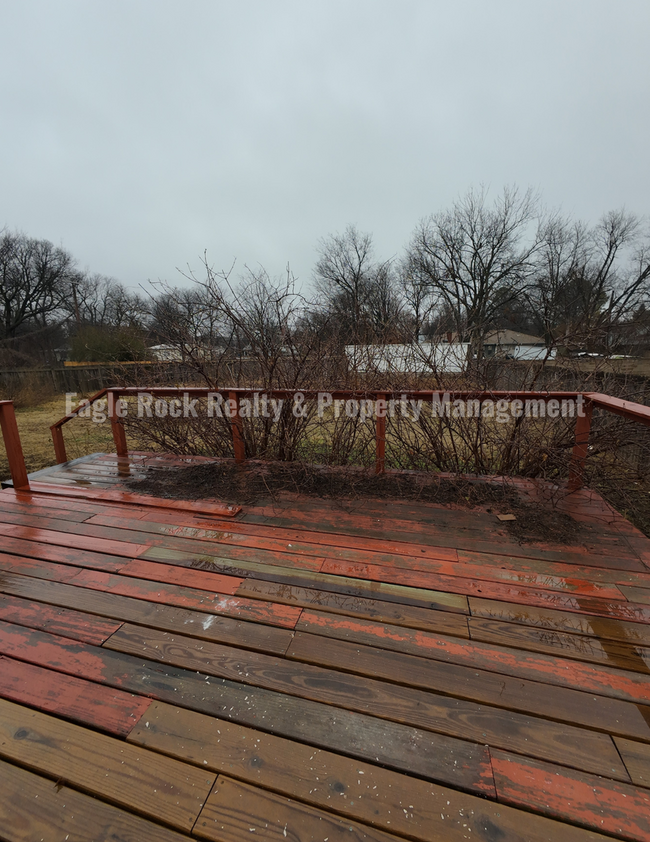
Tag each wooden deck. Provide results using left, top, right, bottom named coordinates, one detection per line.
left=1, top=453, right=650, bottom=841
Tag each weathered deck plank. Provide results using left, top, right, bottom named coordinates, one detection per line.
left=0, top=758, right=195, bottom=842
left=1, top=457, right=649, bottom=842
left=0, top=698, right=214, bottom=831
left=130, top=702, right=613, bottom=842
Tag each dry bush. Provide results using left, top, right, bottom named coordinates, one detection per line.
left=0, top=371, right=58, bottom=409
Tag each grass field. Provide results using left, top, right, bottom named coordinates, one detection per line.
left=0, top=395, right=115, bottom=482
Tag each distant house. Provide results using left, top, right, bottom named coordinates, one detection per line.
left=345, top=342, right=469, bottom=374
left=482, top=330, right=555, bottom=361
left=148, top=344, right=183, bottom=362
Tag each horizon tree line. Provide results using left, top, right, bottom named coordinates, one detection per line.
left=1, top=186, right=649, bottom=371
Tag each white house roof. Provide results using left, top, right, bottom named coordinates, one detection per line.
left=484, top=330, right=545, bottom=346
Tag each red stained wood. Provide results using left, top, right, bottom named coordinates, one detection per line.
left=0, top=655, right=149, bottom=736
left=322, top=559, right=650, bottom=624
left=242, top=503, right=644, bottom=567
left=0, top=533, right=126, bottom=571
left=6, top=486, right=483, bottom=566
left=0, top=621, right=500, bottom=797
left=0, top=521, right=149, bottom=557
left=228, top=390, right=246, bottom=463
left=0, top=509, right=332, bottom=572
left=67, top=568, right=302, bottom=628
left=103, top=626, right=629, bottom=781
left=88, top=512, right=341, bottom=562
left=118, top=558, right=244, bottom=594
left=25, top=480, right=241, bottom=517
left=491, top=749, right=650, bottom=841
left=141, top=546, right=470, bottom=614
left=1, top=460, right=650, bottom=842
left=235, top=577, right=470, bottom=636
left=164, top=511, right=461, bottom=561
left=0, top=499, right=92, bottom=523
left=297, top=610, right=650, bottom=704
left=321, top=557, right=626, bottom=601
left=469, top=597, right=650, bottom=646
left=0, top=619, right=135, bottom=683
left=458, top=548, right=650, bottom=585
left=0, top=593, right=122, bottom=644
left=85, top=512, right=650, bottom=598
left=0, top=400, right=29, bottom=489
left=2, top=489, right=117, bottom=517
left=140, top=541, right=326, bottom=572
left=0, top=553, right=90, bottom=583
left=468, top=617, right=650, bottom=674
left=568, top=398, right=594, bottom=492
left=50, top=422, right=67, bottom=463
left=286, top=630, right=650, bottom=742
left=0, top=574, right=293, bottom=655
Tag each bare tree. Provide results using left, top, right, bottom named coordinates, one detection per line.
left=67, top=273, right=147, bottom=329
left=400, top=254, right=439, bottom=340
left=405, top=187, right=542, bottom=358
left=152, top=257, right=342, bottom=390
left=314, top=225, right=402, bottom=343
left=0, top=230, right=77, bottom=340
left=530, top=210, right=650, bottom=353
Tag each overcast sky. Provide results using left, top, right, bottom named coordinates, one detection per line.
left=1, top=0, right=649, bottom=294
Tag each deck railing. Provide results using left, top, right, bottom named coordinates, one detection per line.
left=49, top=387, right=650, bottom=492
left=0, top=401, right=30, bottom=490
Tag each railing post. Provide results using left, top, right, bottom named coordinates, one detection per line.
left=568, top=397, right=593, bottom=492
left=50, top=424, right=68, bottom=464
left=228, top=391, right=246, bottom=463
left=108, top=391, right=129, bottom=459
left=375, top=393, right=386, bottom=474
left=0, top=401, right=30, bottom=490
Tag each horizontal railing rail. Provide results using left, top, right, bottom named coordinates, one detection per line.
left=49, top=387, right=650, bottom=492
left=50, top=388, right=109, bottom=463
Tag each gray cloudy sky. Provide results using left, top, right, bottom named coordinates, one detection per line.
left=1, top=0, right=649, bottom=293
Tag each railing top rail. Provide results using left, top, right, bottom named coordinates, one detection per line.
left=586, top=392, right=650, bottom=426
left=110, top=386, right=586, bottom=399
left=49, top=386, right=650, bottom=430
left=50, top=388, right=109, bottom=431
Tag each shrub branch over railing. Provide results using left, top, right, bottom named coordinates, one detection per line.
left=50, top=387, right=650, bottom=494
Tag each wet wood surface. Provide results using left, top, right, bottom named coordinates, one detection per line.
left=0, top=459, right=649, bottom=841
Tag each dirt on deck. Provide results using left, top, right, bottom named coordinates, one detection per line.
left=126, top=460, right=582, bottom=546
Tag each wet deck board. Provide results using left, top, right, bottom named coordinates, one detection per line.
left=0, top=655, right=150, bottom=735
left=286, top=631, right=650, bottom=741
left=296, top=610, right=650, bottom=704
left=490, top=750, right=650, bottom=840
left=0, top=697, right=214, bottom=831
left=468, top=616, right=650, bottom=672
left=102, top=623, right=625, bottom=778
left=0, top=461, right=649, bottom=842
left=469, top=596, right=650, bottom=645
left=131, top=702, right=613, bottom=842
left=0, top=573, right=294, bottom=654
left=195, top=775, right=407, bottom=842
left=0, top=592, right=123, bottom=643
left=0, top=758, right=194, bottom=842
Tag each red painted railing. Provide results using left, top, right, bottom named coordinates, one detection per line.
left=0, top=401, right=30, bottom=490
left=49, top=387, right=650, bottom=492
